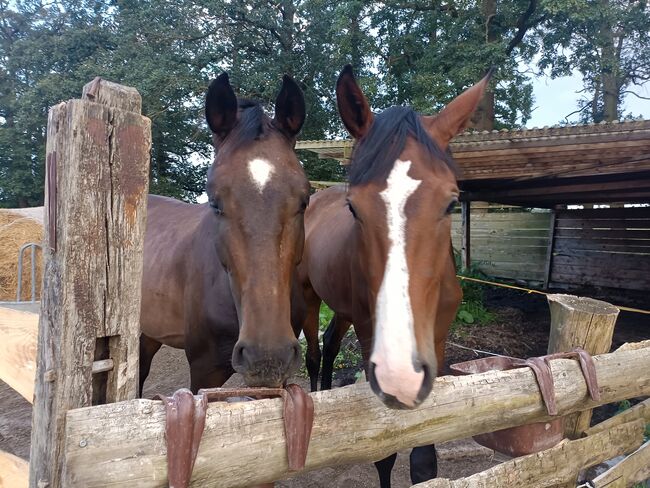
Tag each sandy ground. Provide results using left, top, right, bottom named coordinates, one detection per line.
left=1, top=345, right=503, bottom=487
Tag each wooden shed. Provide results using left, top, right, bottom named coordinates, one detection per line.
left=296, top=119, right=650, bottom=291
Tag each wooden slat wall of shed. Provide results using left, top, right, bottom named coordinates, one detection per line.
left=451, top=205, right=551, bottom=282
left=549, top=207, right=650, bottom=291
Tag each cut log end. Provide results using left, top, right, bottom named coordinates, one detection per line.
left=81, top=78, right=142, bottom=113
left=546, top=293, right=619, bottom=316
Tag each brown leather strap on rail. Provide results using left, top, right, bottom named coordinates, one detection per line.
left=156, top=384, right=314, bottom=488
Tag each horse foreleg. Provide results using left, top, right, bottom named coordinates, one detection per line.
left=188, top=353, right=234, bottom=393
left=139, top=334, right=162, bottom=397
left=321, top=314, right=351, bottom=390
left=409, top=445, right=438, bottom=483
left=374, top=453, right=397, bottom=488
left=301, top=286, right=322, bottom=392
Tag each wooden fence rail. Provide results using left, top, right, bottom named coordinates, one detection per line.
left=62, top=344, right=650, bottom=487
left=414, top=420, right=646, bottom=488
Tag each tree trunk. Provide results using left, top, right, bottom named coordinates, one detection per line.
left=472, top=0, right=497, bottom=131
left=599, top=0, right=619, bottom=121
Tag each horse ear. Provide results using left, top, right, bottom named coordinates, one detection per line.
left=336, top=65, right=373, bottom=139
left=424, top=69, right=493, bottom=148
left=274, top=75, right=306, bottom=138
left=205, top=72, right=238, bottom=137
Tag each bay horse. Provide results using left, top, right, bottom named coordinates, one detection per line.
left=139, top=72, right=310, bottom=393
left=298, top=65, right=490, bottom=486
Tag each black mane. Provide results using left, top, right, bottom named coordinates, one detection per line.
left=227, top=98, right=270, bottom=146
left=348, top=106, right=456, bottom=186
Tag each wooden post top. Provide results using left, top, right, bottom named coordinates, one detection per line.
left=81, top=77, right=142, bottom=113
left=547, top=293, right=619, bottom=316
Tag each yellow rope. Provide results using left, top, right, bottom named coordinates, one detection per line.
left=456, top=275, right=650, bottom=315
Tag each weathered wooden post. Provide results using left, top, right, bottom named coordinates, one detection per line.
left=29, top=78, right=151, bottom=488
left=547, top=294, right=619, bottom=439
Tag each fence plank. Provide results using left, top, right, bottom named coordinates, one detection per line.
left=0, top=307, right=38, bottom=403
left=63, top=345, right=650, bottom=487
left=413, top=420, right=645, bottom=488
left=29, top=80, right=150, bottom=488
left=590, top=440, right=650, bottom=488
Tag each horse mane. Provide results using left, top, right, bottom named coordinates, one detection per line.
left=227, top=98, right=272, bottom=146
left=347, top=106, right=457, bottom=186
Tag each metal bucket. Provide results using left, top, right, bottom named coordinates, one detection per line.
left=450, top=356, right=564, bottom=457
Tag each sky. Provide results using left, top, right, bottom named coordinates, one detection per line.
left=526, top=70, right=650, bottom=127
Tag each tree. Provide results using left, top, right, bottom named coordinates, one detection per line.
left=538, top=0, right=650, bottom=122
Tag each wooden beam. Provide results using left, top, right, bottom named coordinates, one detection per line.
left=590, top=440, right=650, bottom=488
left=63, top=345, right=650, bottom=487
left=0, top=307, right=38, bottom=403
left=29, top=79, right=151, bottom=488
left=546, top=294, right=620, bottom=439
left=412, top=420, right=645, bottom=488
left=461, top=200, right=471, bottom=271
left=543, top=209, right=557, bottom=290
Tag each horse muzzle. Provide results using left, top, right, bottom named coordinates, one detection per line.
left=368, top=360, right=434, bottom=409
left=232, top=340, right=301, bottom=387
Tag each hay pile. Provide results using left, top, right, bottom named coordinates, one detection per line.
left=0, top=208, right=44, bottom=301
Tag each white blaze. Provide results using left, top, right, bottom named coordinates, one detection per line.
left=248, top=158, right=275, bottom=192
left=370, top=159, right=423, bottom=407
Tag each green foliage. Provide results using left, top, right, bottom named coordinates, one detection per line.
left=318, top=302, right=334, bottom=330
left=3, top=0, right=649, bottom=204
left=536, top=0, right=650, bottom=122
left=453, top=253, right=496, bottom=327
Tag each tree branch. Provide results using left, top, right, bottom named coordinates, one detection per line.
left=505, top=0, right=543, bottom=56
left=622, top=90, right=650, bottom=101
left=564, top=100, right=593, bottom=122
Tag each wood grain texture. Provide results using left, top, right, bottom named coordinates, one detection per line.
left=583, top=398, right=650, bottom=437
left=547, top=294, right=619, bottom=439
left=412, top=420, right=645, bottom=488
left=0, top=307, right=38, bottom=403
left=29, top=80, right=151, bottom=488
left=63, top=345, right=650, bottom=487
left=591, top=440, right=650, bottom=488
left=0, top=449, right=29, bottom=488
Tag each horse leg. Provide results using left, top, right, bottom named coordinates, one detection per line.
left=409, top=445, right=438, bottom=483
left=321, top=314, right=351, bottom=390
left=374, top=454, right=397, bottom=488
left=188, top=358, right=234, bottom=393
left=139, top=334, right=162, bottom=397
left=301, top=285, right=322, bottom=392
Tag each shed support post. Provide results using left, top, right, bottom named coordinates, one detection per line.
left=29, top=79, right=151, bottom=488
left=543, top=209, right=557, bottom=290
left=547, top=294, right=619, bottom=440
left=461, top=200, right=471, bottom=271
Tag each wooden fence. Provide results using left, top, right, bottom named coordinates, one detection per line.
left=1, top=80, right=649, bottom=488
left=451, top=205, right=650, bottom=290
left=451, top=206, right=551, bottom=282
left=550, top=207, right=650, bottom=291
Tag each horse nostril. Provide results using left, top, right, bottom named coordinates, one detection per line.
left=291, top=342, right=301, bottom=363
left=232, top=342, right=246, bottom=369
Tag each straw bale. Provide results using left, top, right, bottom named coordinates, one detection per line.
left=0, top=209, right=44, bottom=301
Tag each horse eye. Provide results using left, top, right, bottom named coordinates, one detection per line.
left=346, top=200, right=358, bottom=219
left=446, top=198, right=458, bottom=215
left=209, top=198, right=223, bottom=216
left=298, top=196, right=309, bottom=214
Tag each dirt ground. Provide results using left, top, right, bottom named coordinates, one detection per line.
left=1, top=286, right=648, bottom=486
